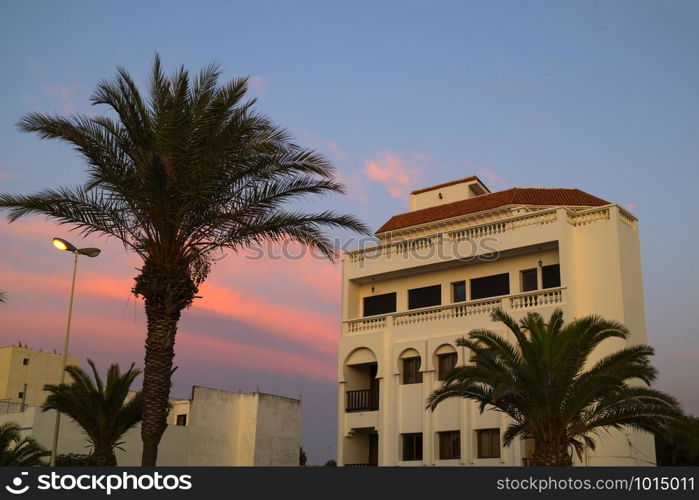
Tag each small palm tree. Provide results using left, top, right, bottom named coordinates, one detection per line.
left=0, top=290, right=6, bottom=302
left=0, top=55, right=368, bottom=464
left=42, top=360, right=143, bottom=466
left=427, top=309, right=681, bottom=466
left=0, top=423, right=49, bottom=466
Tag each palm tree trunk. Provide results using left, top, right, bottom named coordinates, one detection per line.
left=530, top=441, right=572, bottom=466
left=140, top=300, right=179, bottom=466
left=134, top=260, right=197, bottom=466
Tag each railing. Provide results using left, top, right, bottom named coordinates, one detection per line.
left=346, top=233, right=442, bottom=263
left=0, top=399, right=24, bottom=414
left=393, top=298, right=503, bottom=326
left=509, top=288, right=564, bottom=310
left=342, top=287, right=566, bottom=335
left=345, top=204, right=629, bottom=265
left=345, top=316, right=386, bottom=334
left=618, top=208, right=637, bottom=229
left=346, top=389, right=379, bottom=412
left=344, top=463, right=377, bottom=467
left=450, top=209, right=557, bottom=241
left=566, top=206, right=610, bottom=226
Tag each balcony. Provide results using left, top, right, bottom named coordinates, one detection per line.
left=342, top=287, right=566, bottom=335
left=346, top=389, right=380, bottom=412
left=343, top=205, right=635, bottom=280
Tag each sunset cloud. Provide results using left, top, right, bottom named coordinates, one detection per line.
left=0, top=217, right=342, bottom=383
left=44, top=84, right=81, bottom=112
left=247, top=75, right=267, bottom=94
left=364, top=151, right=429, bottom=198
left=0, top=306, right=335, bottom=383
left=475, top=168, right=509, bottom=191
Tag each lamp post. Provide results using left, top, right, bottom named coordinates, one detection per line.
left=49, top=237, right=100, bottom=467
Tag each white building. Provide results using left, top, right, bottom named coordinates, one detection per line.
left=337, top=175, right=655, bottom=466
left=0, top=347, right=301, bottom=466
left=0, top=345, right=79, bottom=409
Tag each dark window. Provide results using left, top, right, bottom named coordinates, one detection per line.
left=542, top=264, right=561, bottom=289
left=521, top=269, right=538, bottom=292
left=18, top=392, right=24, bottom=399
left=363, top=292, right=396, bottom=317
left=477, top=429, right=501, bottom=459
left=437, top=352, right=458, bottom=380
left=176, top=414, right=187, bottom=426
left=452, top=281, right=466, bottom=302
left=22, top=358, right=29, bottom=366
left=438, top=431, right=461, bottom=460
left=402, top=357, right=423, bottom=384
left=402, top=433, right=423, bottom=461
left=470, top=273, right=510, bottom=300
left=408, top=285, right=441, bottom=310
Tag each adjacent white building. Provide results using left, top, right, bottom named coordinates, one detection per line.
left=337, top=175, right=656, bottom=466
left=0, top=347, right=301, bottom=466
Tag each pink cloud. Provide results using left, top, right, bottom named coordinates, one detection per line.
left=0, top=217, right=342, bottom=382
left=0, top=171, right=14, bottom=181
left=325, top=140, right=347, bottom=160
left=625, top=203, right=636, bottom=211
left=248, top=75, right=267, bottom=94
left=44, top=84, right=81, bottom=112
left=672, top=349, right=699, bottom=360
left=0, top=306, right=335, bottom=383
left=475, top=168, right=509, bottom=191
left=364, top=152, right=429, bottom=198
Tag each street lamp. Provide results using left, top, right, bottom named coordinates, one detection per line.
left=49, top=237, right=100, bottom=467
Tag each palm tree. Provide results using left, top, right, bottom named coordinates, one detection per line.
left=0, top=56, right=368, bottom=464
left=42, top=359, right=143, bottom=466
left=0, top=423, right=49, bottom=466
left=0, top=290, right=6, bottom=302
left=427, top=308, right=681, bottom=466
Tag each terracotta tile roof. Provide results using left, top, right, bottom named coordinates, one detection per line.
left=376, top=187, right=609, bottom=234
left=410, top=175, right=486, bottom=195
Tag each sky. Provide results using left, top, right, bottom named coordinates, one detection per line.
left=1, top=0, right=698, bottom=464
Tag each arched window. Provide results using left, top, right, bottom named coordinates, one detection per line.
left=434, top=344, right=458, bottom=381
left=399, top=349, right=423, bottom=384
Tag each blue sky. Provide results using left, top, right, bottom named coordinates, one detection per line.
left=1, top=0, right=698, bottom=463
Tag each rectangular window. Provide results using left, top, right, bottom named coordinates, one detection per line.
left=470, top=273, right=510, bottom=300
left=22, top=358, right=29, bottom=366
left=542, top=264, right=561, bottom=289
left=477, top=429, right=501, bottom=459
left=437, top=352, right=458, bottom=380
left=363, top=292, right=396, bottom=317
left=438, top=431, right=461, bottom=460
left=176, top=414, right=187, bottom=426
left=408, top=285, right=441, bottom=310
left=402, top=433, right=423, bottom=461
left=452, top=281, right=466, bottom=302
left=521, top=269, right=538, bottom=292
left=402, top=357, right=423, bottom=384
left=18, top=392, right=24, bottom=399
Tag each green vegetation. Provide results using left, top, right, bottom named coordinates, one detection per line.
left=0, top=422, right=49, bottom=466
left=427, top=308, right=682, bottom=466
left=42, top=360, right=143, bottom=466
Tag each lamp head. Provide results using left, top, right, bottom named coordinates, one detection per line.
left=52, top=238, right=77, bottom=252
left=78, top=248, right=101, bottom=258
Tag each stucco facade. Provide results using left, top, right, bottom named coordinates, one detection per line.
left=337, top=176, right=656, bottom=466
left=0, top=345, right=79, bottom=409
left=0, top=348, right=301, bottom=465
